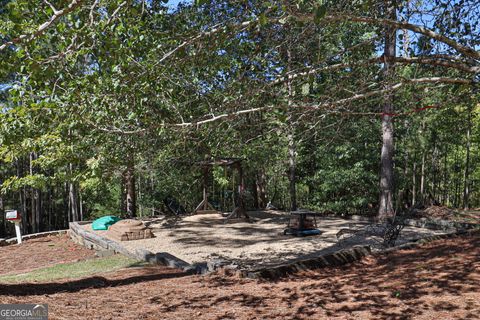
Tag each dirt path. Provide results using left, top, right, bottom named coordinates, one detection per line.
left=1, top=234, right=478, bottom=320
left=0, top=234, right=96, bottom=276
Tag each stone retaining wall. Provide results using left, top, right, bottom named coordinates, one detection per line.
left=69, top=221, right=206, bottom=274
left=0, top=229, right=67, bottom=246
left=243, top=245, right=371, bottom=279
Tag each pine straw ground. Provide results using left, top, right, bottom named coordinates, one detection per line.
left=0, top=234, right=479, bottom=320
left=0, top=234, right=95, bottom=276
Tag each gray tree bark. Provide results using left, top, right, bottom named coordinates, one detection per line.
left=287, top=48, right=297, bottom=212
left=420, top=152, right=426, bottom=202
left=378, top=0, right=397, bottom=221
left=124, top=162, right=137, bottom=218
left=256, top=170, right=267, bottom=209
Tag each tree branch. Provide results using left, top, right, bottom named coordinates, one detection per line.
left=104, top=1, right=127, bottom=27
left=324, top=15, right=480, bottom=61
left=0, top=0, right=85, bottom=52
left=297, top=77, right=472, bottom=111
left=173, top=77, right=472, bottom=128
left=290, top=11, right=480, bottom=61
left=390, top=56, right=479, bottom=73
left=270, top=56, right=478, bottom=88
left=173, top=106, right=271, bottom=127
left=154, top=20, right=255, bottom=66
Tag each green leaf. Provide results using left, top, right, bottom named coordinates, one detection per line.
left=195, top=0, right=210, bottom=6
left=127, top=112, right=137, bottom=120
left=259, top=13, right=268, bottom=26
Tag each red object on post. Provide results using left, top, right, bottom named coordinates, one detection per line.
left=6, top=210, right=21, bottom=221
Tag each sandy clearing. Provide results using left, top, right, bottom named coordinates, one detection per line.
left=82, top=211, right=448, bottom=268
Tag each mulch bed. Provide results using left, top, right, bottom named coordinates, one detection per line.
left=0, top=234, right=478, bottom=319
left=415, top=206, right=480, bottom=224
left=0, top=234, right=96, bottom=276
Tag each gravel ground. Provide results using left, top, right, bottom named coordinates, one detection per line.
left=82, top=211, right=448, bottom=268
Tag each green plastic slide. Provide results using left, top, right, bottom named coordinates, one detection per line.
left=92, top=215, right=121, bottom=230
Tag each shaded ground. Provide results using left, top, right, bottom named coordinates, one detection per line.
left=82, top=211, right=447, bottom=268
left=415, top=206, right=480, bottom=224
left=0, top=255, right=140, bottom=284
left=0, top=234, right=95, bottom=276
left=1, top=234, right=478, bottom=320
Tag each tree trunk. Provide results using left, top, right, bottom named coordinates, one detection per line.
left=463, top=107, right=472, bottom=209
left=378, top=0, right=397, bottom=221
left=69, top=182, right=79, bottom=221
left=68, top=162, right=79, bottom=222
left=79, top=190, right=84, bottom=221
left=17, top=158, right=29, bottom=234
left=420, top=152, right=426, bottom=203
left=286, top=48, right=297, bottom=212
left=402, top=0, right=410, bottom=58
left=256, top=170, right=267, bottom=209
left=453, top=145, right=460, bottom=207
left=412, top=161, right=417, bottom=206
left=121, top=174, right=127, bottom=213
left=431, top=137, right=438, bottom=202
left=0, top=195, right=5, bottom=237
left=401, top=149, right=410, bottom=209
left=30, top=152, right=41, bottom=233
left=288, top=132, right=297, bottom=211
left=124, top=162, right=137, bottom=218
left=442, top=146, right=448, bottom=205
left=48, top=186, right=53, bottom=230
left=252, top=178, right=259, bottom=209
left=138, top=175, right=142, bottom=217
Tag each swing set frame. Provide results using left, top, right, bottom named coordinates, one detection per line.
left=193, top=157, right=250, bottom=220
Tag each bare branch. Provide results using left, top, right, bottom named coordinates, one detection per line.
left=390, top=56, right=479, bottom=73
left=89, top=0, right=100, bottom=26
left=297, top=77, right=472, bottom=111
left=104, top=1, right=127, bottom=27
left=315, top=15, right=480, bottom=61
left=0, top=0, right=85, bottom=52
left=155, top=19, right=256, bottom=66
left=172, top=77, right=472, bottom=128
left=43, top=0, right=59, bottom=14
left=270, top=56, right=478, bottom=88
left=88, top=75, right=472, bottom=134
left=174, top=106, right=271, bottom=127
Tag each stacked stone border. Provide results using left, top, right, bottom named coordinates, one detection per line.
left=69, top=221, right=207, bottom=274
left=0, top=229, right=67, bottom=246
